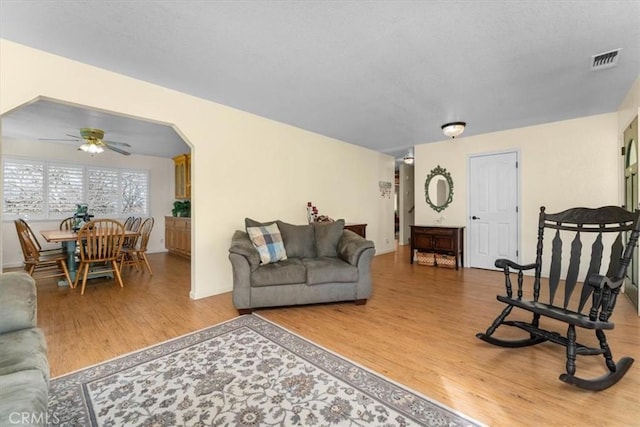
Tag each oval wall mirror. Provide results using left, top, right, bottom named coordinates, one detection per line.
left=424, top=165, right=453, bottom=212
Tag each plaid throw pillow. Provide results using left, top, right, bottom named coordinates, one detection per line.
left=246, top=223, right=288, bottom=264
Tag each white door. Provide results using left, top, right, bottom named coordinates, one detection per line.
left=468, top=151, right=519, bottom=269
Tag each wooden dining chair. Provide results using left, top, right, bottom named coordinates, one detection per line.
left=130, top=217, right=142, bottom=231
left=74, top=219, right=126, bottom=295
left=17, top=219, right=63, bottom=255
left=120, top=217, right=155, bottom=275
left=121, top=216, right=142, bottom=252
left=59, top=216, right=75, bottom=231
left=14, top=219, right=73, bottom=287
left=123, top=216, right=134, bottom=230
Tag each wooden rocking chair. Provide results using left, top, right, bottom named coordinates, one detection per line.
left=477, top=206, right=639, bottom=390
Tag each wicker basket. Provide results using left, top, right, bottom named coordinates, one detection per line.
left=416, top=251, right=436, bottom=266
left=435, top=254, right=456, bottom=269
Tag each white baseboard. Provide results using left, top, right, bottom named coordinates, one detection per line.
left=375, top=248, right=396, bottom=255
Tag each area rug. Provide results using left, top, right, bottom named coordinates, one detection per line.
left=48, top=314, right=483, bottom=426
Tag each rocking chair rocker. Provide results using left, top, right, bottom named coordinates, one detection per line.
left=477, top=206, right=639, bottom=390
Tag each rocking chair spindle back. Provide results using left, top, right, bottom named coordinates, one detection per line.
left=477, top=205, right=639, bottom=391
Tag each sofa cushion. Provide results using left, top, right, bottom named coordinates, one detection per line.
left=313, top=219, right=345, bottom=257
left=0, top=272, right=37, bottom=335
left=247, top=223, right=288, bottom=265
left=245, top=217, right=276, bottom=229
left=303, top=257, right=358, bottom=285
left=0, top=328, right=49, bottom=383
left=251, top=258, right=306, bottom=287
left=0, top=370, right=49, bottom=427
left=276, top=221, right=317, bottom=258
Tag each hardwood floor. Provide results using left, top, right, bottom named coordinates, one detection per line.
left=18, top=245, right=640, bottom=426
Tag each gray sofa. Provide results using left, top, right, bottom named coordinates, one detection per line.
left=0, top=272, right=49, bottom=427
left=229, top=219, right=375, bottom=313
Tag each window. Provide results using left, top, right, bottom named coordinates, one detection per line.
left=2, top=158, right=149, bottom=220
left=49, top=164, right=84, bottom=215
left=121, top=170, right=149, bottom=214
left=3, top=159, right=45, bottom=216
left=88, top=168, right=119, bottom=215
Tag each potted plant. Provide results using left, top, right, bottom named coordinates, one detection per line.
left=172, top=200, right=190, bottom=217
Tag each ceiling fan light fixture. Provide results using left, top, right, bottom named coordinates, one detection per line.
left=80, top=142, right=104, bottom=154
left=80, top=127, right=105, bottom=141
left=441, top=121, right=466, bottom=138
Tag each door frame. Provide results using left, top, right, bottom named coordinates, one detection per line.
left=622, top=115, right=639, bottom=314
left=466, top=149, right=522, bottom=268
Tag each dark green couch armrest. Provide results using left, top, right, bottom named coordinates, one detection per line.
left=229, top=230, right=260, bottom=270
left=337, top=230, right=375, bottom=266
left=0, top=272, right=37, bottom=334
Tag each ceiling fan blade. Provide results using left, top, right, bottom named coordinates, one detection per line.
left=38, top=138, right=79, bottom=142
left=104, top=144, right=131, bottom=156
left=103, top=140, right=131, bottom=148
left=66, top=134, right=82, bottom=139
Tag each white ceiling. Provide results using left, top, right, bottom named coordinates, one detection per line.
left=2, top=98, right=189, bottom=158
left=1, top=1, right=639, bottom=161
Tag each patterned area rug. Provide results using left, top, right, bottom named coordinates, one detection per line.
left=48, top=315, right=483, bottom=426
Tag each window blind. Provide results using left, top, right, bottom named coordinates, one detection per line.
left=2, top=157, right=150, bottom=220
left=3, top=159, right=45, bottom=217
left=122, top=170, right=149, bottom=214
left=48, top=163, right=84, bottom=216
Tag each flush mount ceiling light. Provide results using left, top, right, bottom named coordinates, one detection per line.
left=403, top=156, right=415, bottom=165
left=441, top=121, right=466, bottom=138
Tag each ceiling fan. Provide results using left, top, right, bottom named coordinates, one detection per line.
left=39, top=128, right=131, bottom=156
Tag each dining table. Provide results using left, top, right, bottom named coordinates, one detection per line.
left=40, top=228, right=140, bottom=287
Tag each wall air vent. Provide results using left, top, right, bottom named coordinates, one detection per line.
left=591, top=49, right=621, bottom=70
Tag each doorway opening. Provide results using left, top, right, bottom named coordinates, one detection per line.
left=1, top=96, right=194, bottom=296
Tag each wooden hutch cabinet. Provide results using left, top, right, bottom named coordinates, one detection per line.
left=410, top=225, right=464, bottom=270
left=165, top=216, right=191, bottom=258
left=173, top=153, right=191, bottom=199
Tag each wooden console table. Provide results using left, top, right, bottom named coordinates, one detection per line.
left=345, top=223, right=367, bottom=238
left=410, top=225, right=464, bottom=269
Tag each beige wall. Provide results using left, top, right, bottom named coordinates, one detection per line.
left=414, top=113, right=620, bottom=265
left=1, top=137, right=174, bottom=267
left=0, top=39, right=395, bottom=299
left=618, top=77, right=640, bottom=135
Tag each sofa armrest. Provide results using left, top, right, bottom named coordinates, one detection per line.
left=337, top=230, right=375, bottom=266
left=0, top=272, right=37, bottom=335
left=229, top=230, right=260, bottom=271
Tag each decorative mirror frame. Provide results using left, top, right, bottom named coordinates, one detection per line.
left=424, top=165, right=454, bottom=213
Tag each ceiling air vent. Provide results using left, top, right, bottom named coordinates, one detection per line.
left=591, top=49, right=621, bottom=71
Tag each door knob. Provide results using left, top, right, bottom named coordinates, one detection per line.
left=471, top=216, right=480, bottom=220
